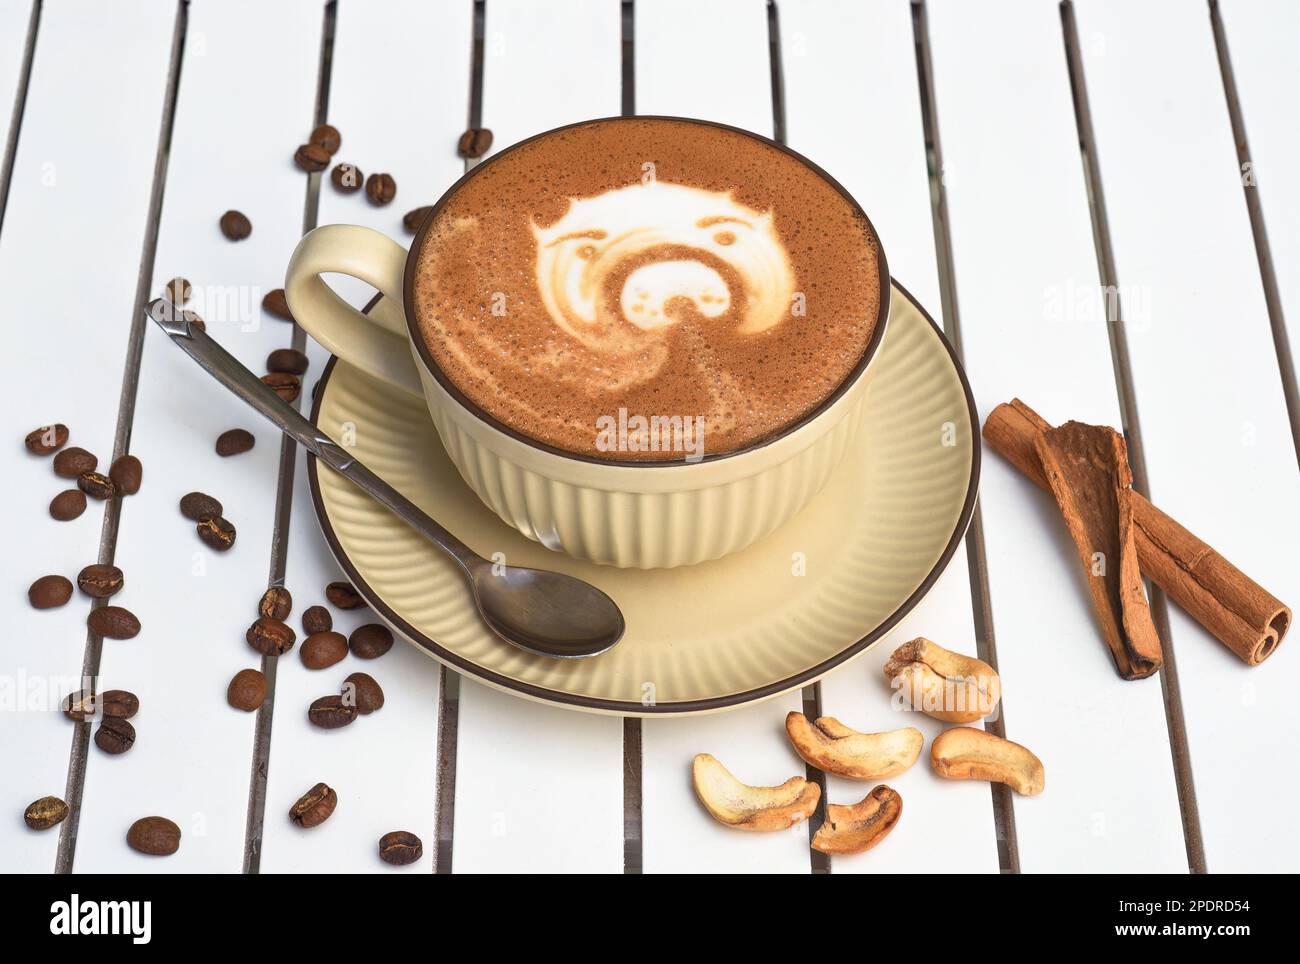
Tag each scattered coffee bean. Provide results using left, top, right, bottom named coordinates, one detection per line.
left=162, top=276, right=192, bottom=304
left=308, top=694, right=356, bottom=729
left=53, top=446, right=97, bottom=478
left=186, top=311, right=206, bottom=332
left=246, top=616, right=295, bottom=656
left=289, top=782, right=337, bottom=828
left=262, top=287, right=294, bottom=321
left=259, top=586, right=292, bottom=621
left=266, top=347, right=309, bottom=375
left=349, top=623, right=393, bottom=659
left=302, top=605, right=332, bottom=634
left=294, top=142, right=331, bottom=173
left=378, top=830, right=423, bottom=866
left=95, top=716, right=136, bottom=754
left=309, top=123, right=341, bottom=155
left=78, top=471, right=115, bottom=500
left=63, top=690, right=98, bottom=721
left=197, top=515, right=237, bottom=551
left=127, top=816, right=180, bottom=856
left=301, top=631, right=348, bottom=669
left=457, top=127, right=493, bottom=158
left=88, top=605, right=141, bottom=640
left=24, top=796, right=69, bottom=831
left=179, top=490, right=223, bottom=521
left=25, top=423, right=69, bottom=456
left=100, top=689, right=139, bottom=719
left=215, top=428, right=255, bottom=457
left=261, top=372, right=301, bottom=403
left=342, top=672, right=384, bottom=715
left=227, top=668, right=267, bottom=711
left=49, top=489, right=87, bottom=521
left=29, top=575, right=73, bottom=610
left=77, top=563, right=124, bottom=599
left=219, top=209, right=252, bottom=240
left=109, top=455, right=143, bottom=495
left=330, top=162, right=363, bottom=193
left=402, top=206, right=434, bottom=234
left=365, top=172, right=396, bottom=206
left=326, top=581, right=365, bottom=609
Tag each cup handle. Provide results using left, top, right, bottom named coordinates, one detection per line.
left=284, top=224, right=423, bottom=396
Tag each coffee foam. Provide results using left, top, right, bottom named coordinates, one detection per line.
left=413, top=118, right=881, bottom=460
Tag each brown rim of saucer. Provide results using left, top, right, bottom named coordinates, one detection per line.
left=305, top=279, right=981, bottom=714
left=401, top=115, right=892, bottom=467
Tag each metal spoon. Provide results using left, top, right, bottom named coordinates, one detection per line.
left=147, top=299, right=625, bottom=659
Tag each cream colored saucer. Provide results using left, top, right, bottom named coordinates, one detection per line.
left=307, top=281, right=978, bottom=715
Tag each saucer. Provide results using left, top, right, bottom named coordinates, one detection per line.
left=306, top=281, right=979, bottom=715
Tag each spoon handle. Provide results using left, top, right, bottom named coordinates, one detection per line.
left=146, top=299, right=480, bottom=570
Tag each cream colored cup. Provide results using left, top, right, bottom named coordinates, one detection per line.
left=285, top=118, right=889, bottom=569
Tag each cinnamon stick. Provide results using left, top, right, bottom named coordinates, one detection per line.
left=983, top=399, right=1290, bottom=666
left=1034, top=422, right=1163, bottom=679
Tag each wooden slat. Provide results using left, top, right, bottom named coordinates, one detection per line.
left=1074, top=0, right=1300, bottom=872
left=258, top=0, right=472, bottom=874
left=447, top=0, right=625, bottom=874
left=0, top=0, right=175, bottom=872
left=780, top=0, right=999, bottom=873
left=926, top=0, right=1187, bottom=871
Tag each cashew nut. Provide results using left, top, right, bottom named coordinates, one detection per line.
left=811, top=785, right=902, bottom=856
left=691, top=753, right=821, bottom=831
left=883, top=637, right=1001, bottom=723
left=785, top=712, right=923, bottom=780
left=931, top=727, right=1044, bottom=796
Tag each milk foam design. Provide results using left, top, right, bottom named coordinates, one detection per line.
left=532, top=181, right=795, bottom=344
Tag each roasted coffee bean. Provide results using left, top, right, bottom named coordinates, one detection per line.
left=365, top=172, right=396, bottom=206
left=227, top=668, right=267, bottom=711
left=24, top=795, right=69, bottom=831
left=162, top=276, right=192, bottom=305
left=95, top=716, right=136, bottom=754
left=342, top=672, right=384, bottom=715
left=330, top=162, right=363, bottom=193
left=294, top=142, right=331, bottom=173
left=109, top=455, right=143, bottom=495
left=266, top=347, right=309, bottom=374
left=289, top=782, right=337, bottom=828
left=197, top=515, right=237, bottom=551
left=402, top=206, right=433, bottom=234
left=25, top=423, right=69, bottom=455
left=179, top=490, right=223, bottom=521
left=261, top=372, right=301, bottom=403
left=29, top=575, right=73, bottom=610
left=262, top=287, right=294, bottom=321
left=308, top=694, right=356, bottom=729
left=49, top=489, right=86, bottom=521
left=326, top=581, right=365, bottom=609
left=378, top=830, right=423, bottom=866
left=53, top=446, right=97, bottom=478
left=349, top=623, right=393, bottom=659
left=63, top=690, right=98, bottom=721
left=246, top=616, right=295, bottom=656
left=100, top=689, right=139, bottom=719
left=77, top=563, right=124, bottom=599
left=78, top=471, right=115, bottom=500
left=219, top=209, right=252, bottom=240
left=259, top=586, right=292, bottom=620
left=186, top=311, right=206, bottom=332
left=301, top=631, right=347, bottom=670
left=127, top=816, right=180, bottom=856
left=457, top=127, right=493, bottom=158
left=89, top=605, right=141, bottom=640
left=215, top=428, right=255, bottom=457
left=302, top=605, right=332, bottom=634
left=309, top=123, right=341, bottom=154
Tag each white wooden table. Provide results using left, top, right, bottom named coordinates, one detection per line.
left=2, top=0, right=1297, bottom=874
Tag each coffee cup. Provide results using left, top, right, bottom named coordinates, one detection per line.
left=285, top=117, right=889, bottom=568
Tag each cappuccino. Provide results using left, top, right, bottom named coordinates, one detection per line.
left=411, top=118, right=882, bottom=461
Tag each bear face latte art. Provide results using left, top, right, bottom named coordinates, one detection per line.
left=412, top=118, right=882, bottom=461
